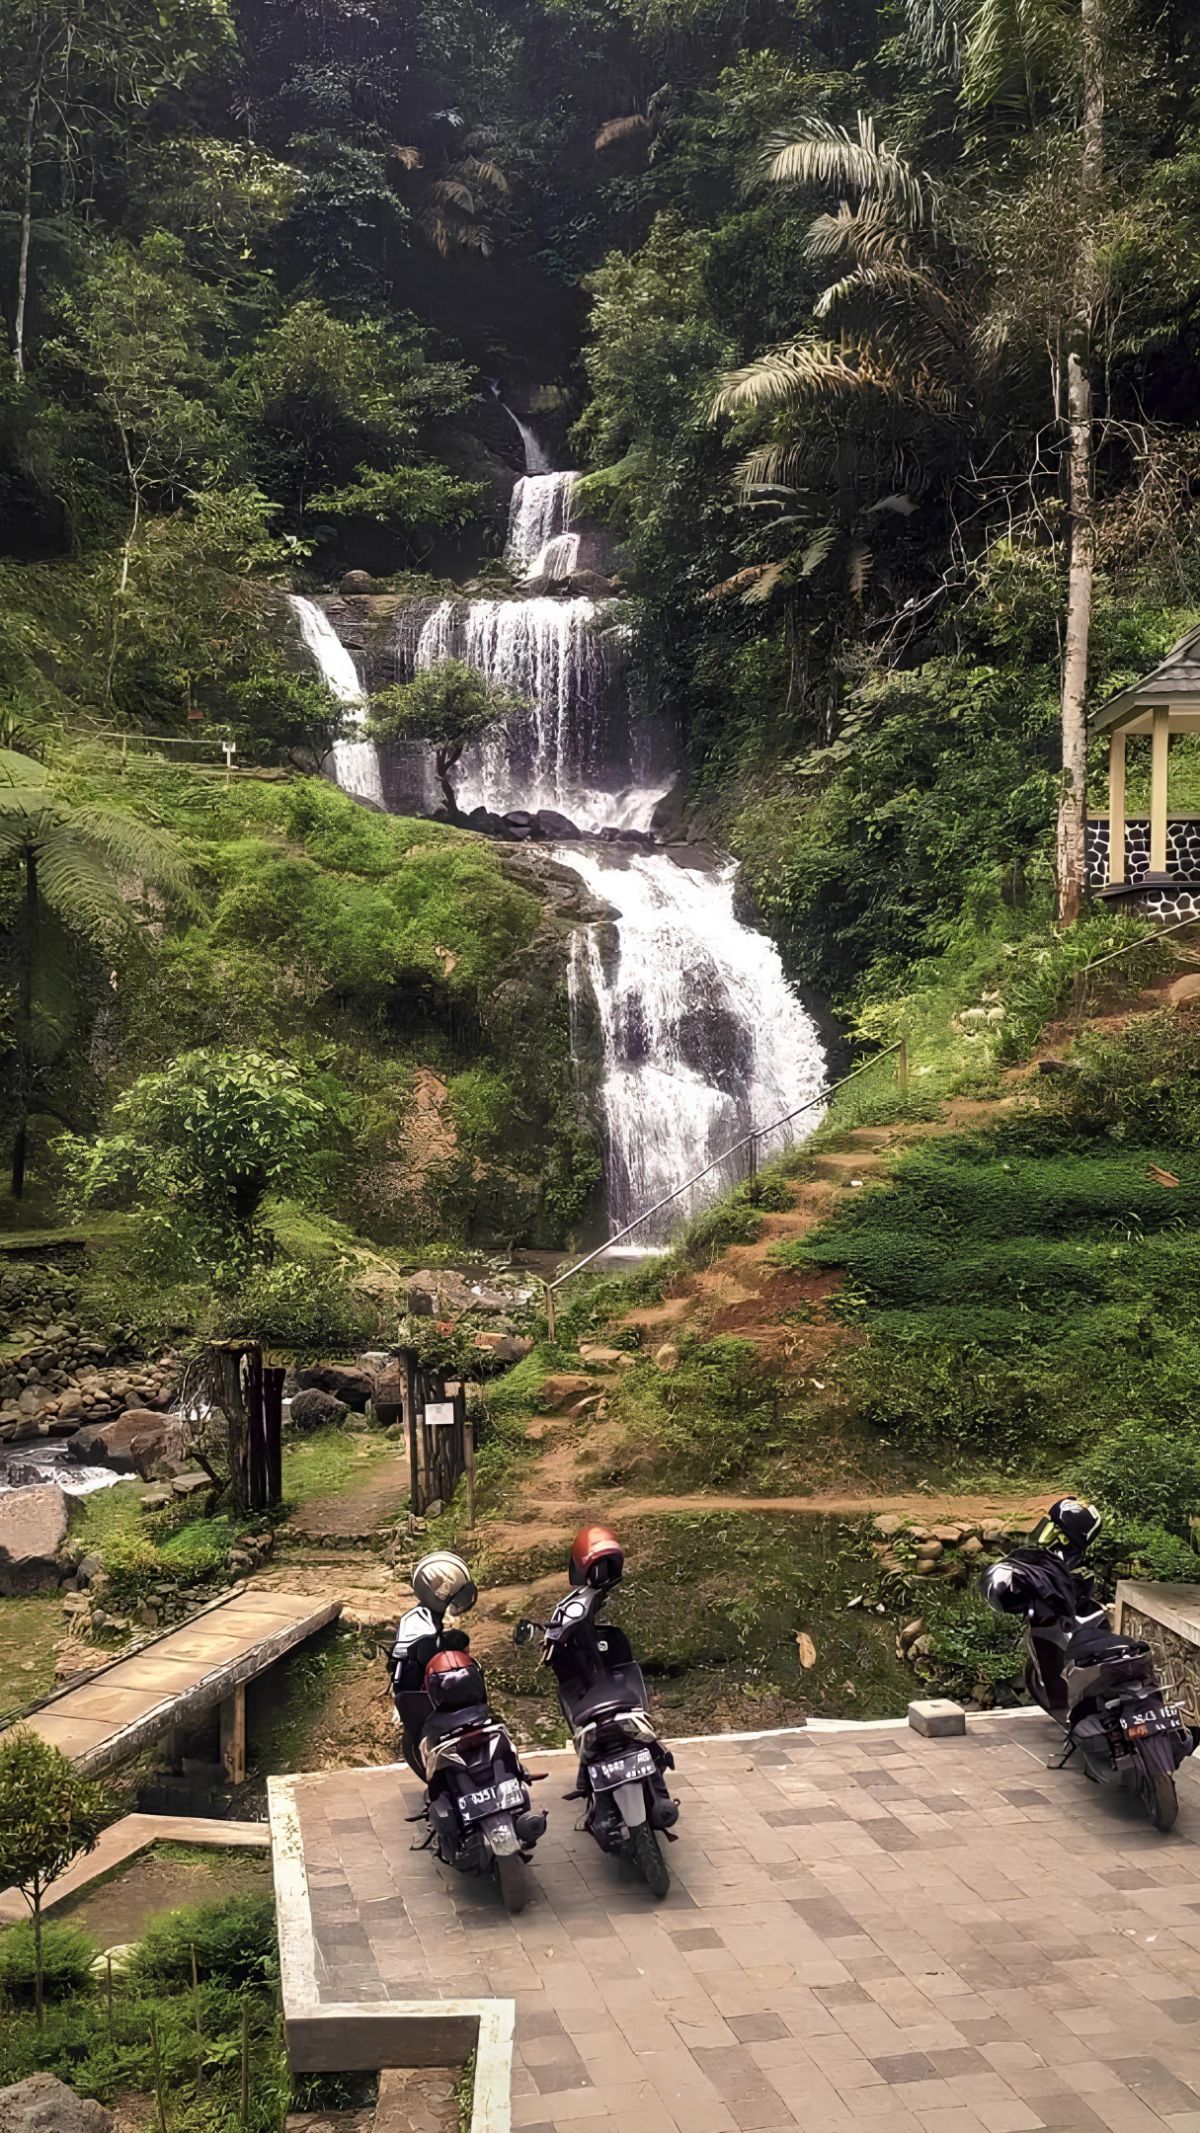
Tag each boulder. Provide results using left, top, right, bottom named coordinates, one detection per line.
left=653, top=1343, right=679, bottom=1374
left=534, top=808, right=581, bottom=840
left=297, top=1362, right=374, bottom=1412
left=289, top=1387, right=348, bottom=1432
left=407, top=1269, right=512, bottom=1319
left=0, top=1485, right=68, bottom=1595
left=68, top=1410, right=181, bottom=1474
left=472, top=1332, right=533, bottom=1366
left=129, top=1417, right=190, bottom=1480
left=340, top=569, right=373, bottom=593
left=0, top=2076, right=112, bottom=2132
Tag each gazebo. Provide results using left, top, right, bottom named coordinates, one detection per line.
left=1089, top=621, right=1200, bottom=918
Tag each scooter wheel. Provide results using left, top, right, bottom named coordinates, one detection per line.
left=496, top=1853, right=531, bottom=1913
left=1137, top=1767, right=1179, bottom=1833
left=631, top=1822, right=670, bottom=1899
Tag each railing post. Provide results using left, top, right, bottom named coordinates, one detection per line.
left=545, top=1281, right=557, bottom=1343
left=747, top=1132, right=758, bottom=1183
left=897, top=1038, right=909, bottom=1094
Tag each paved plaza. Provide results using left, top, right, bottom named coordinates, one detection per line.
left=275, top=1714, right=1200, bottom=2133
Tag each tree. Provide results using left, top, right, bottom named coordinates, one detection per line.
left=903, top=0, right=1108, bottom=921
left=0, top=1732, right=109, bottom=2026
left=2, top=0, right=234, bottom=380
left=63, top=1048, right=331, bottom=1272
left=368, top=661, right=528, bottom=815
left=0, top=749, right=189, bottom=1200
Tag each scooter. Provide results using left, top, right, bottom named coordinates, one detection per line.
left=983, top=1499, right=1197, bottom=1831
left=514, top=1524, right=678, bottom=1897
left=389, top=1551, right=547, bottom=1911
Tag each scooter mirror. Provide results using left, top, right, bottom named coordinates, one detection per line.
left=513, top=1620, right=537, bottom=1647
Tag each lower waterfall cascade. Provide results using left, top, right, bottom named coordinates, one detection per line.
left=295, top=427, right=827, bottom=1242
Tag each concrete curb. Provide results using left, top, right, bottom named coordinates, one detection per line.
left=268, top=1774, right=513, bottom=2133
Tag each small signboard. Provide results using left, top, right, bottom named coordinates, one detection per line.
left=425, top=1401, right=457, bottom=1428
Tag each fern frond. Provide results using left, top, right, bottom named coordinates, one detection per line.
left=799, top=526, right=837, bottom=577
left=431, top=176, right=476, bottom=212
left=741, top=559, right=792, bottom=604
left=804, top=202, right=907, bottom=265
left=34, top=836, right=129, bottom=945
left=847, top=540, right=874, bottom=602
left=762, top=114, right=933, bottom=226
left=704, top=566, right=774, bottom=601
left=390, top=144, right=423, bottom=169
left=455, top=155, right=508, bottom=195
left=710, top=339, right=894, bottom=419
left=595, top=114, right=651, bottom=151
left=732, top=444, right=808, bottom=496
left=72, top=805, right=191, bottom=896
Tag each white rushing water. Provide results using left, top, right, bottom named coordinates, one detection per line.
left=289, top=594, right=385, bottom=808
left=566, top=848, right=826, bottom=1240
left=307, top=408, right=826, bottom=1240
left=415, top=595, right=662, bottom=830
left=506, top=471, right=581, bottom=579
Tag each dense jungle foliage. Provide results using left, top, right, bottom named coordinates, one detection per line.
left=3, top=0, right=1200, bottom=1290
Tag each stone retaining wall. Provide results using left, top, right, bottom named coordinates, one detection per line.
left=1115, top=1580, right=1200, bottom=1720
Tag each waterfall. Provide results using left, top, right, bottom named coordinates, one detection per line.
left=565, top=849, right=826, bottom=1241
left=289, top=594, right=384, bottom=808
left=415, top=595, right=662, bottom=829
left=495, top=396, right=551, bottom=475
left=506, top=472, right=580, bottom=579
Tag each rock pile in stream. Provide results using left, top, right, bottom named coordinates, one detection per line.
left=0, top=1328, right=180, bottom=1443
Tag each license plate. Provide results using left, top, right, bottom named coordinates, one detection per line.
left=459, top=1786, right=500, bottom=1822
left=1121, top=1707, right=1179, bottom=1740
left=592, top=1748, right=656, bottom=1790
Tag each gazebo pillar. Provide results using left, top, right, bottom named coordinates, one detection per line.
left=1108, top=729, right=1126, bottom=886
left=1149, top=705, right=1171, bottom=878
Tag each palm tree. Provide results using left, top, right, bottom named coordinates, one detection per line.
left=903, top=0, right=1106, bottom=923
left=708, top=118, right=960, bottom=634
left=390, top=119, right=508, bottom=257
left=0, top=749, right=189, bottom=1198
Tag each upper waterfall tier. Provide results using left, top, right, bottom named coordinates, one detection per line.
left=415, top=595, right=668, bottom=832
left=565, top=847, right=827, bottom=1242
left=289, top=594, right=384, bottom=808
left=506, top=471, right=580, bottom=579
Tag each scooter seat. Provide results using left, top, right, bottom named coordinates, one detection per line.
left=1066, top=1624, right=1149, bottom=1666
left=421, top=1703, right=492, bottom=1748
left=561, top=1662, right=649, bottom=1727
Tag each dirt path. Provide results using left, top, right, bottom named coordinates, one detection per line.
left=287, top=1447, right=411, bottom=1543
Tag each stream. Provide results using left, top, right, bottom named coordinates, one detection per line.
left=293, top=423, right=827, bottom=1242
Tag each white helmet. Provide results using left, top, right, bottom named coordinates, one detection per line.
left=412, top=1550, right=477, bottom=1619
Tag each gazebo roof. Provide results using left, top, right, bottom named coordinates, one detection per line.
left=1092, top=621, right=1200, bottom=733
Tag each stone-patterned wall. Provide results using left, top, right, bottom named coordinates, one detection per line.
left=1120, top=1604, right=1200, bottom=1720
left=1087, top=816, right=1200, bottom=920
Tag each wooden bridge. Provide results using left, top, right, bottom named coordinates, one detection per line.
left=3, top=1588, right=340, bottom=1783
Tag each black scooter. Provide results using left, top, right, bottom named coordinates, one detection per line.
left=984, top=1500, right=1197, bottom=1832
left=388, top=1556, right=546, bottom=1911
left=515, top=1534, right=678, bottom=1896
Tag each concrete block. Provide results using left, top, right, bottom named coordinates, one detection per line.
left=908, top=1697, right=966, bottom=1738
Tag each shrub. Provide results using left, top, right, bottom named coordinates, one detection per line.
left=0, top=1920, right=98, bottom=2004
left=1037, top=1011, right=1200, bottom=1148
left=1077, top=1423, right=1200, bottom=1539
left=127, top=1891, right=278, bottom=1990
left=212, top=1257, right=376, bottom=1353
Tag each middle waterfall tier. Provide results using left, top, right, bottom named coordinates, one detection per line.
left=415, top=595, right=670, bottom=833
left=506, top=471, right=580, bottom=579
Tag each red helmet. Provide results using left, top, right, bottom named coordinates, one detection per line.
left=570, top=1524, right=624, bottom=1589
left=423, top=1646, right=485, bottom=1712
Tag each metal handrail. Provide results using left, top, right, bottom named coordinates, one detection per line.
left=543, top=1039, right=905, bottom=1330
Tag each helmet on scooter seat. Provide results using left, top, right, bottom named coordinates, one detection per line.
left=412, top=1551, right=478, bottom=1619
left=424, top=1646, right=486, bottom=1711
left=569, top=1524, right=624, bottom=1589
left=981, top=1561, right=1032, bottom=1617
left=1034, top=1498, right=1103, bottom=1560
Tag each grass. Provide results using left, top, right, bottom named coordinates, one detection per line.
left=281, top=1423, right=397, bottom=1507
left=0, top=1594, right=64, bottom=1718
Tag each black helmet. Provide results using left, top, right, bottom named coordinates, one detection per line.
left=1034, top=1499, right=1103, bottom=1561
left=982, top=1561, right=1032, bottom=1617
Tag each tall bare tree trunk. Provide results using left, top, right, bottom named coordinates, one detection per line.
left=13, top=87, right=38, bottom=382
left=1056, top=0, right=1104, bottom=925
left=11, top=847, right=38, bottom=1201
